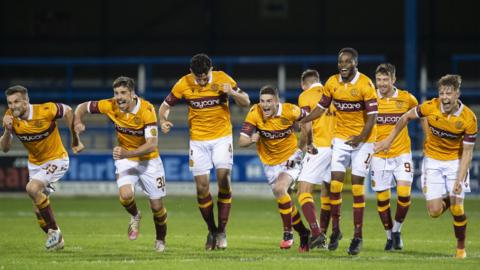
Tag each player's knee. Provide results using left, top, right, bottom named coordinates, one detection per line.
left=397, top=185, right=411, bottom=197
left=427, top=205, right=443, bottom=218
left=351, top=184, right=365, bottom=196
left=450, top=204, right=464, bottom=216
left=119, top=190, right=134, bottom=202
left=330, top=180, right=344, bottom=193
left=25, top=181, right=42, bottom=197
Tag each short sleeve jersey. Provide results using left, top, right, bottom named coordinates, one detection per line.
left=298, top=83, right=335, bottom=147
left=415, top=98, right=477, bottom=160
left=240, top=103, right=306, bottom=165
left=164, top=71, right=238, bottom=141
left=375, top=88, right=418, bottom=158
left=89, top=97, right=159, bottom=161
left=318, top=72, right=378, bottom=143
left=8, top=103, right=67, bottom=165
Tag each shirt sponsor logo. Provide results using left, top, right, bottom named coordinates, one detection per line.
left=429, top=124, right=461, bottom=140
left=187, top=95, right=227, bottom=109
left=115, top=123, right=144, bottom=136
left=258, top=127, right=293, bottom=140
left=16, top=122, right=55, bottom=142
left=376, top=113, right=403, bottom=125
left=333, top=99, right=365, bottom=112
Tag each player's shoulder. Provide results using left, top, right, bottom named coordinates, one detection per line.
left=460, top=102, right=477, bottom=121
left=397, top=88, right=416, bottom=100
left=213, top=70, right=235, bottom=83
left=325, top=74, right=339, bottom=85
left=358, top=72, right=375, bottom=88
left=174, top=74, right=192, bottom=88
left=139, top=98, right=156, bottom=111
left=282, top=103, right=300, bottom=116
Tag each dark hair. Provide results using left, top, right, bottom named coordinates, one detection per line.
left=339, top=47, right=359, bottom=63
left=112, top=76, right=135, bottom=91
left=301, top=69, right=320, bottom=83
left=259, top=85, right=279, bottom=97
left=375, top=63, right=396, bottom=78
left=438, top=74, right=462, bottom=90
left=190, top=53, right=212, bottom=75
left=5, top=85, right=28, bottom=97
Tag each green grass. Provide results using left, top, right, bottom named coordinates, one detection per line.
left=0, top=195, right=479, bottom=269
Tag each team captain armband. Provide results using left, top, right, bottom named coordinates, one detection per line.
left=317, top=95, right=332, bottom=109
left=144, top=124, right=158, bottom=139
left=164, top=92, right=180, bottom=107
left=414, top=106, right=423, bottom=118
left=54, top=103, right=65, bottom=119
left=87, top=101, right=101, bottom=114
left=297, top=108, right=308, bottom=121
left=300, top=106, right=311, bottom=113
left=365, top=99, right=378, bottom=115
left=240, top=122, right=256, bottom=137
left=464, top=133, right=477, bottom=144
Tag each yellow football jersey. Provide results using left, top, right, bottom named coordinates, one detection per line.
left=8, top=103, right=67, bottom=165
left=416, top=98, right=477, bottom=160
left=318, top=72, right=378, bottom=143
left=89, top=97, right=159, bottom=161
left=375, top=88, right=418, bottom=158
left=298, top=83, right=335, bottom=147
left=240, top=103, right=306, bottom=165
left=164, top=70, right=238, bottom=141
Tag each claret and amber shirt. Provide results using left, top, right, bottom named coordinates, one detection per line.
left=375, top=88, right=418, bottom=158
left=298, top=82, right=335, bottom=147
left=240, top=103, right=306, bottom=165
left=8, top=103, right=67, bottom=165
left=415, top=98, right=477, bottom=160
left=318, top=72, right=378, bottom=143
left=164, top=71, right=238, bottom=141
left=88, top=97, right=159, bottom=161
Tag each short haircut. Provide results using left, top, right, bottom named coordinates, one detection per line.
left=112, top=76, right=135, bottom=91
left=339, top=47, right=359, bottom=63
left=438, top=74, right=462, bottom=90
left=301, top=69, right=320, bottom=83
left=5, top=85, right=28, bottom=97
left=375, top=63, right=396, bottom=78
left=190, top=53, right=212, bottom=75
left=259, top=85, right=279, bottom=97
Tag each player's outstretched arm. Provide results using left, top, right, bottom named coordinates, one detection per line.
left=238, top=132, right=259, bottom=147
left=158, top=102, right=173, bottom=134
left=0, top=114, right=13, bottom=152
left=63, top=105, right=84, bottom=153
left=300, top=106, right=325, bottom=124
left=374, top=108, right=418, bottom=153
left=453, top=143, right=474, bottom=194
left=223, top=84, right=250, bottom=107
left=113, top=137, right=158, bottom=160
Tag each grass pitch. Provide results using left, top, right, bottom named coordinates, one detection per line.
left=0, top=195, right=479, bottom=270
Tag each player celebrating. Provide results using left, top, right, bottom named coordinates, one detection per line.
left=371, top=63, right=418, bottom=251
left=74, top=76, right=168, bottom=252
left=239, top=85, right=311, bottom=252
left=296, top=69, right=334, bottom=249
left=301, top=47, right=378, bottom=255
left=158, top=53, right=250, bottom=250
left=375, top=74, right=477, bottom=259
left=1, top=85, right=82, bottom=251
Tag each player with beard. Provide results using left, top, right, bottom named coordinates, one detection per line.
left=1, top=85, right=82, bottom=251
left=371, top=63, right=418, bottom=251
left=158, top=53, right=250, bottom=250
left=375, top=74, right=477, bottom=259
left=74, top=76, right=168, bottom=252
left=239, top=85, right=312, bottom=252
left=301, top=47, right=378, bottom=255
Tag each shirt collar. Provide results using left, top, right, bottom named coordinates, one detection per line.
left=130, top=97, right=141, bottom=114
left=27, top=104, right=33, bottom=120
left=440, top=99, right=464, bottom=117
left=193, top=72, right=213, bottom=85
left=339, top=71, right=360, bottom=85
left=377, top=87, right=398, bottom=99
left=308, top=82, right=323, bottom=90
left=276, top=103, right=283, bottom=116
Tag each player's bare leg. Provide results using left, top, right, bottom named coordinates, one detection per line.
left=195, top=174, right=217, bottom=250
left=328, top=171, right=344, bottom=251
left=348, top=174, right=366, bottom=255
left=215, top=168, right=232, bottom=250
left=26, top=179, right=62, bottom=250
left=119, top=184, right=141, bottom=240
left=273, top=173, right=295, bottom=249
left=150, top=198, right=167, bottom=252
left=297, top=181, right=325, bottom=249
left=392, top=181, right=412, bottom=250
